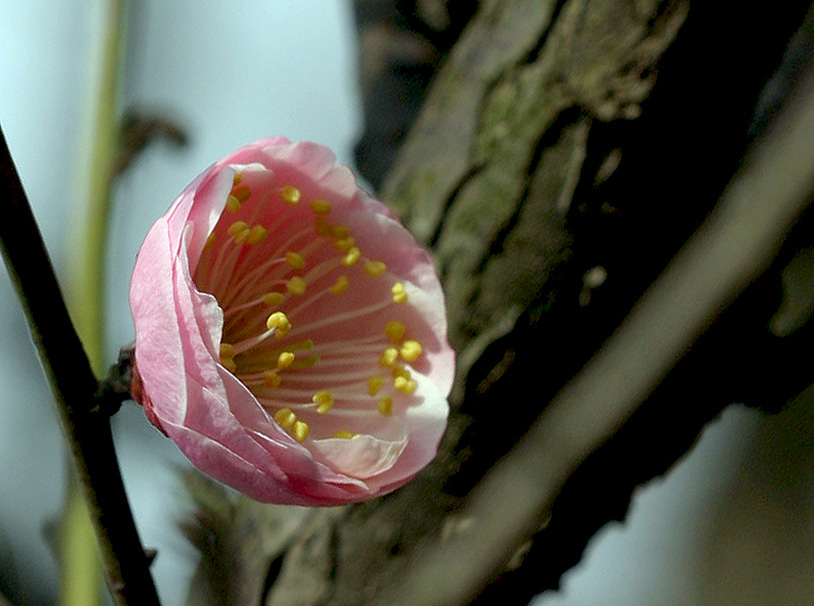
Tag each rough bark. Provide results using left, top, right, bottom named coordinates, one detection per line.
left=184, top=1, right=814, bottom=605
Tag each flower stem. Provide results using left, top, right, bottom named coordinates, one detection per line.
left=0, top=126, right=161, bottom=605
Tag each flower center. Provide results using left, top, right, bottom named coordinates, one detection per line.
left=193, top=170, right=425, bottom=444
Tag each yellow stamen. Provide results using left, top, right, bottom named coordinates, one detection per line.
left=226, top=195, right=241, bottom=212
left=227, top=221, right=249, bottom=238
left=330, top=225, right=350, bottom=239
left=274, top=407, right=296, bottom=429
left=247, top=225, right=268, bottom=245
left=292, top=420, right=309, bottom=442
left=334, top=430, right=357, bottom=439
left=232, top=185, right=251, bottom=203
left=392, top=366, right=411, bottom=380
left=334, top=237, right=355, bottom=252
left=384, top=321, right=406, bottom=343
left=364, top=260, right=387, bottom=277
left=280, top=185, right=300, bottom=204
left=310, top=199, right=331, bottom=215
left=285, top=251, right=306, bottom=269
left=263, top=292, right=285, bottom=307
left=219, top=343, right=237, bottom=372
left=394, top=376, right=417, bottom=394
left=263, top=370, right=282, bottom=388
left=392, top=282, right=408, bottom=303
left=380, top=347, right=399, bottom=367
left=399, top=340, right=423, bottom=362
left=377, top=396, right=393, bottom=416
left=286, top=276, right=307, bottom=295
left=232, top=172, right=243, bottom=186
left=277, top=352, right=295, bottom=369
left=367, top=376, right=385, bottom=395
left=342, top=247, right=361, bottom=266
left=266, top=311, right=292, bottom=337
left=313, top=390, right=334, bottom=414
left=314, top=217, right=330, bottom=236
left=205, top=232, right=217, bottom=249
left=329, top=275, right=349, bottom=295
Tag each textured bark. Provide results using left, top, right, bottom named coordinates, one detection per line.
left=184, top=2, right=814, bottom=605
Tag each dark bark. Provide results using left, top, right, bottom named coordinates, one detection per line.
left=184, top=2, right=814, bottom=605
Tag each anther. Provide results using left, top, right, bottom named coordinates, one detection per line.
left=232, top=185, right=251, bottom=203
left=266, top=311, right=292, bottom=337
left=263, top=292, right=285, bottom=307
left=367, top=376, right=385, bottom=395
left=280, top=185, right=301, bottom=204
left=329, top=275, right=349, bottom=295
left=399, top=340, right=423, bottom=362
left=313, top=390, right=334, bottom=414
left=380, top=347, right=398, bottom=367
left=392, top=366, right=411, bottom=380
left=342, top=247, right=361, bottom=266
left=205, top=232, right=217, bottom=249
left=330, top=225, right=350, bottom=239
left=394, top=376, right=417, bottom=394
left=391, top=282, right=408, bottom=303
left=285, top=251, right=306, bottom=269
left=286, top=276, right=307, bottom=295
left=227, top=221, right=249, bottom=238
left=377, top=396, right=394, bottom=416
left=384, top=321, right=406, bottom=343
left=310, top=199, right=331, bottom=215
left=274, top=407, right=297, bottom=429
left=334, top=430, right=357, bottom=439
left=232, top=172, right=243, bottom=186
left=263, top=370, right=282, bottom=388
left=364, top=261, right=387, bottom=277
left=277, top=352, right=295, bottom=369
left=225, top=195, right=241, bottom=213
left=334, top=237, right=355, bottom=252
left=219, top=343, right=237, bottom=372
left=247, top=225, right=268, bottom=245
left=292, top=420, right=309, bottom=442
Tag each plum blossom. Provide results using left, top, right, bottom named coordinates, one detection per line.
left=129, top=137, right=454, bottom=505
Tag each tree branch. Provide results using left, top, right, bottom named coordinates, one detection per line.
left=0, top=125, right=160, bottom=606
left=375, top=50, right=814, bottom=606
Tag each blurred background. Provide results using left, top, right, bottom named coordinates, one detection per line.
left=0, top=2, right=812, bottom=605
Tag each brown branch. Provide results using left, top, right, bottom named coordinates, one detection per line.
left=375, top=50, right=814, bottom=606
left=0, top=125, right=160, bottom=606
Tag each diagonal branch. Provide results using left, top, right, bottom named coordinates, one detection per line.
left=0, top=125, right=160, bottom=606
left=374, top=56, right=814, bottom=606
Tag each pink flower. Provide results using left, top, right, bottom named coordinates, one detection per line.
left=129, top=137, right=454, bottom=505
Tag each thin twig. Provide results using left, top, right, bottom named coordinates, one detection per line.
left=0, top=125, right=161, bottom=606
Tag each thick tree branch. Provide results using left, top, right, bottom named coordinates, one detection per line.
left=376, top=54, right=814, bottom=605
left=0, top=126, right=160, bottom=606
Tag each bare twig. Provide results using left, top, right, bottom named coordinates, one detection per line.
left=0, top=125, right=160, bottom=606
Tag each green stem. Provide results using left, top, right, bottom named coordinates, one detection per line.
left=68, top=0, right=127, bottom=375
left=61, top=2, right=129, bottom=604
